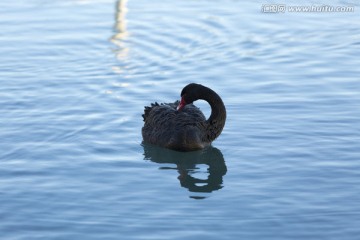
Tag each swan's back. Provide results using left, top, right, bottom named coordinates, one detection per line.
left=142, top=102, right=207, bottom=151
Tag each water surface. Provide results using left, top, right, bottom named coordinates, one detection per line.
left=1, top=0, right=360, bottom=239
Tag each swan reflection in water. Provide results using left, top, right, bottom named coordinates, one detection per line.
left=142, top=144, right=227, bottom=199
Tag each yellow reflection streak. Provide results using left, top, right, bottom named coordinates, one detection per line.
left=111, top=0, right=129, bottom=60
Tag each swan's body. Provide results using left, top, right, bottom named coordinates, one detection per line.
left=142, top=83, right=226, bottom=152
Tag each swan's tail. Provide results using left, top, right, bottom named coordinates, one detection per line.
left=142, top=102, right=159, bottom=122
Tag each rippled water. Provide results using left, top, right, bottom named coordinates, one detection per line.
left=1, top=0, right=360, bottom=239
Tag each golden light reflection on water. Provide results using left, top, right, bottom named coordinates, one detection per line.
left=111, top=0, right=129, bottom=60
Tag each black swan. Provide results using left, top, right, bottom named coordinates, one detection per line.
left=142, top=83, right=226, bottom=151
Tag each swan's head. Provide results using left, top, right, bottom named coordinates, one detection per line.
left=177, top=83, right=203, bottom=111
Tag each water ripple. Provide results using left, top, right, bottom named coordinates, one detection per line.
left=1, top=0, right=360, bottom=239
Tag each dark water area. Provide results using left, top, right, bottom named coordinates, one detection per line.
left=1, top=0, right=360, bottom=239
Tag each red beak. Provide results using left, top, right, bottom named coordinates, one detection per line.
left=177, top=97, right=186, bottom=111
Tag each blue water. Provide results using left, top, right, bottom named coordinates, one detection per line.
left=1, top=0, right=360, bottom=239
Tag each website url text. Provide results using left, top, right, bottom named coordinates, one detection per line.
left=261, top=4, right=355, bottom=13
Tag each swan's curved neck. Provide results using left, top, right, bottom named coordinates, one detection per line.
left=199, top=87, right=226, bottom=142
